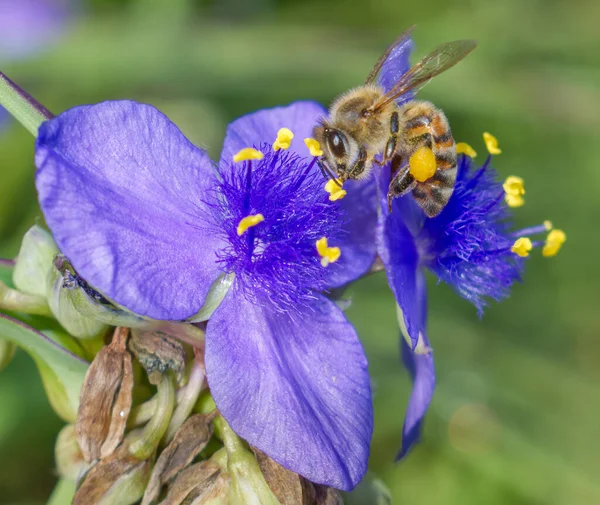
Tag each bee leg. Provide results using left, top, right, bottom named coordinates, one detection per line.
left=317, top=158, right=342, bottom=186
left=387, top=162, right=416, bottom=212
left=347, top=146, right=368, bottom=180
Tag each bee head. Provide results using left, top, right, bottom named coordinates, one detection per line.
left=313, top=123, right=358, bottom=181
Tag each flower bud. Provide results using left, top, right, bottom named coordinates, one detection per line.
left=158, top=460, right=226, bottom=505
left=13, top=225, right=58, bottom=297
left=220, top=420, right=281, bottom=505
left=0, top=338, right=16, bottom=371
left=47, top=256, right=110, bottom=339
left=142, top=412, right=217, bottom=505
left=73, top=440, right=151, bottom=505
left=55, top=424, right=87, bottom=481
left=342, top=473, right=391, bottom=505
left=77, top=327, right=133, bottom=463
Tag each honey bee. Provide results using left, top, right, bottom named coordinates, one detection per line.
left=314, top=27, right=477, bottom=217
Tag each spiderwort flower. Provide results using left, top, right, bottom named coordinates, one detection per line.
left=34, top=100, right=375, bottom=490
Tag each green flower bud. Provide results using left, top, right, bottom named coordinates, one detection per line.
left=0, top=337, right=16, bottom=371
left=343, top=473, right=391, bottom=505
left=47, top=256, right=109, bottom=339
left=55, top=424, right=87, bottom=481
left=13, top=225, right=58, bottom=297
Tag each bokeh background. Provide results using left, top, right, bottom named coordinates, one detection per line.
left=1, top=0, right=599, bottom=503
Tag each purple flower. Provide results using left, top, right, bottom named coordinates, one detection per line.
left=34, top=100, right=375, bottom=490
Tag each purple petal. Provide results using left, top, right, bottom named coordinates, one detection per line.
left=35, top=100, right=225, bottom=320
left=205, top=288, right=373, bottom=490
left=396, top=270, right=435, bottom=459
left=325, top=175, right=378, bottom=288
left=375, top=166, right=422, bottom=348
left=378, top=34, right=414, bottom=103
left=220, top=101, right=326, bottom=163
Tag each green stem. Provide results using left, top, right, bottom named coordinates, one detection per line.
left=0, top=72, right=53, bottom=136
left=129, top=372, right=176, bottom=460
left=46, top=479, right=76, bottom=505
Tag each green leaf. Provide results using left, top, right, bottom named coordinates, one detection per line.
left=0, top=72, right=52, bottom=136
left=0, top=313, right=89, bottom=422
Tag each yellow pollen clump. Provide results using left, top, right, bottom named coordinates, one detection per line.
left=304, top=138, right=323, bottom=157
left=483, top=132, right=502, bottom=155
left=503, top=175, right=525, bottom=208
left=237, top=214, right=264, bottom=236
left=542, top=229, right=566, bottom=257
left=273, top=128, right=294, bottom=151
left=456, top=142, right=477, bottom=158
left=409, top=146, right=437, bottom=182
left=316, top=237, right=341, bottom=267
left=511, top=237, right=532, bottom=257
left=544, top=220, right=553, bottom=231
left=324, top=179, right=347, bottom=201
left=233, top=148, right=264, bottom=163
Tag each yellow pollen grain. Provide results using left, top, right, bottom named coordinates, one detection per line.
left=483, top=132, right=502, bottom=155
left=273, top=128, right=294, bottom=151
left=456, top=142, right=477, bottom=158
left=233, top=148, right=264, bottom=163
left=237, top=214, right=264, bottom=236
left=544, top=220, right=553, bottom=231
left=409, top=146, right=437, bottom=182
left=316, top=237, right=341, bottom=267
left=304, top=137, right=323, bottom=157
left=503, top=176, right=525, bottom=208
left=325, top=179, right=347, bottom=201
left=511, top=237, right=532, bottom=257
left=542, top=229, right=566, bottom=257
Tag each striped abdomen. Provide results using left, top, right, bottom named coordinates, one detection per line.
left=400, top=100, right=457, bottom=217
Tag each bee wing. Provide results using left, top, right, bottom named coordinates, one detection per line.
left=370, top=39, right=477, bottom=112
left=365, top=25, right=416, bottom=87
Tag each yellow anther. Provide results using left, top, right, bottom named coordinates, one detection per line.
left=511, top=237, right=532, bottom=257
left=324, top=179, right=347, bottom=201
left=237, top=214, right=264, bottom=236
left=233, top=148, right=264, bottom=163
left=503, top=175, right=525, bottom=208
left=544, top=220, right=553, bottom=231
left=409, top=146, right=437, bottom=182
left=273, top=128, right=294, bottom=151
left=316, top=237, right=341, bottom=267
left=456, top=142, right=477, bottom=158
left=483, top=132, right=502, bottom=155
left=304, top=138, right=323, bottom=157
left=542, top=229, right=566, bottom=257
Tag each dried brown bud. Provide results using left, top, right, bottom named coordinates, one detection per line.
left=253, top=448, right=316, bottom=505
left=55, top=424, right=87, bottom=481
left=315, top=485, right=344, bottom=505
left=142, top=413, right=217, bottom=505
left=130, top=329, right=187, bottom=385
left=73, top=441, right=151, bottom=505
left=158, top=461, right=222, bottom=505
left=77, top=327, right=133, bottom=462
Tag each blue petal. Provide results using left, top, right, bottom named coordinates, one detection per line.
left=378, top=34, right=414, bottom=103
left=396, top=270, right=435, bottom=459
left=205, top=288, right=373, bottom=491
left=35, top=100, right=225, bottom=320
left=375, top=166, right=422, bottom=348
left=220, top=101, right=326, bottom=163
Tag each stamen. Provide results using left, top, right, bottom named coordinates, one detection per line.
left=483, top=132, right=502, bottom=155
left=273, top=128, right=294, bottom=151
left=542, top=229, right=566, bottom=257
left=316, top=237, right=341, bottom=267
left=233, top=148, right=264, bottom=163
left=237, top=214, right=264, bottom=236
left=409, top=146, right=437, bottom=182
left=544, top=220, right=553, bottom=231
left=324, top=179, right=347, bottom=201
left=511, top=237, right=532, bottom=257
left=456, top=142, right=477, bottom=158
left=304, top=138, right=324, bottom=157
left=511, top=222, right=550, bottom=238
left=503, top=175, right=525, bottom=208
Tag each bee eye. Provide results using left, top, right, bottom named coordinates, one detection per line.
left=326, top=130, right=347, bottom=159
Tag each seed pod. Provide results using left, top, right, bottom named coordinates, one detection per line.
left=73, top=441, right=151, bottom=505
left=55, top=424, right=87, bottom=481
left=158, top=461, right=222, bottom=505
left=142, top=412, right=217, bottom=505
left=129, top=329, right=186, bottom=386
left=253, top=448, right=316, bottom=505
left=77, top=327, right=133, bottom=462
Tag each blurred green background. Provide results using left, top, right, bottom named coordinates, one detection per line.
left=1, top=0, right=599, bottom=503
